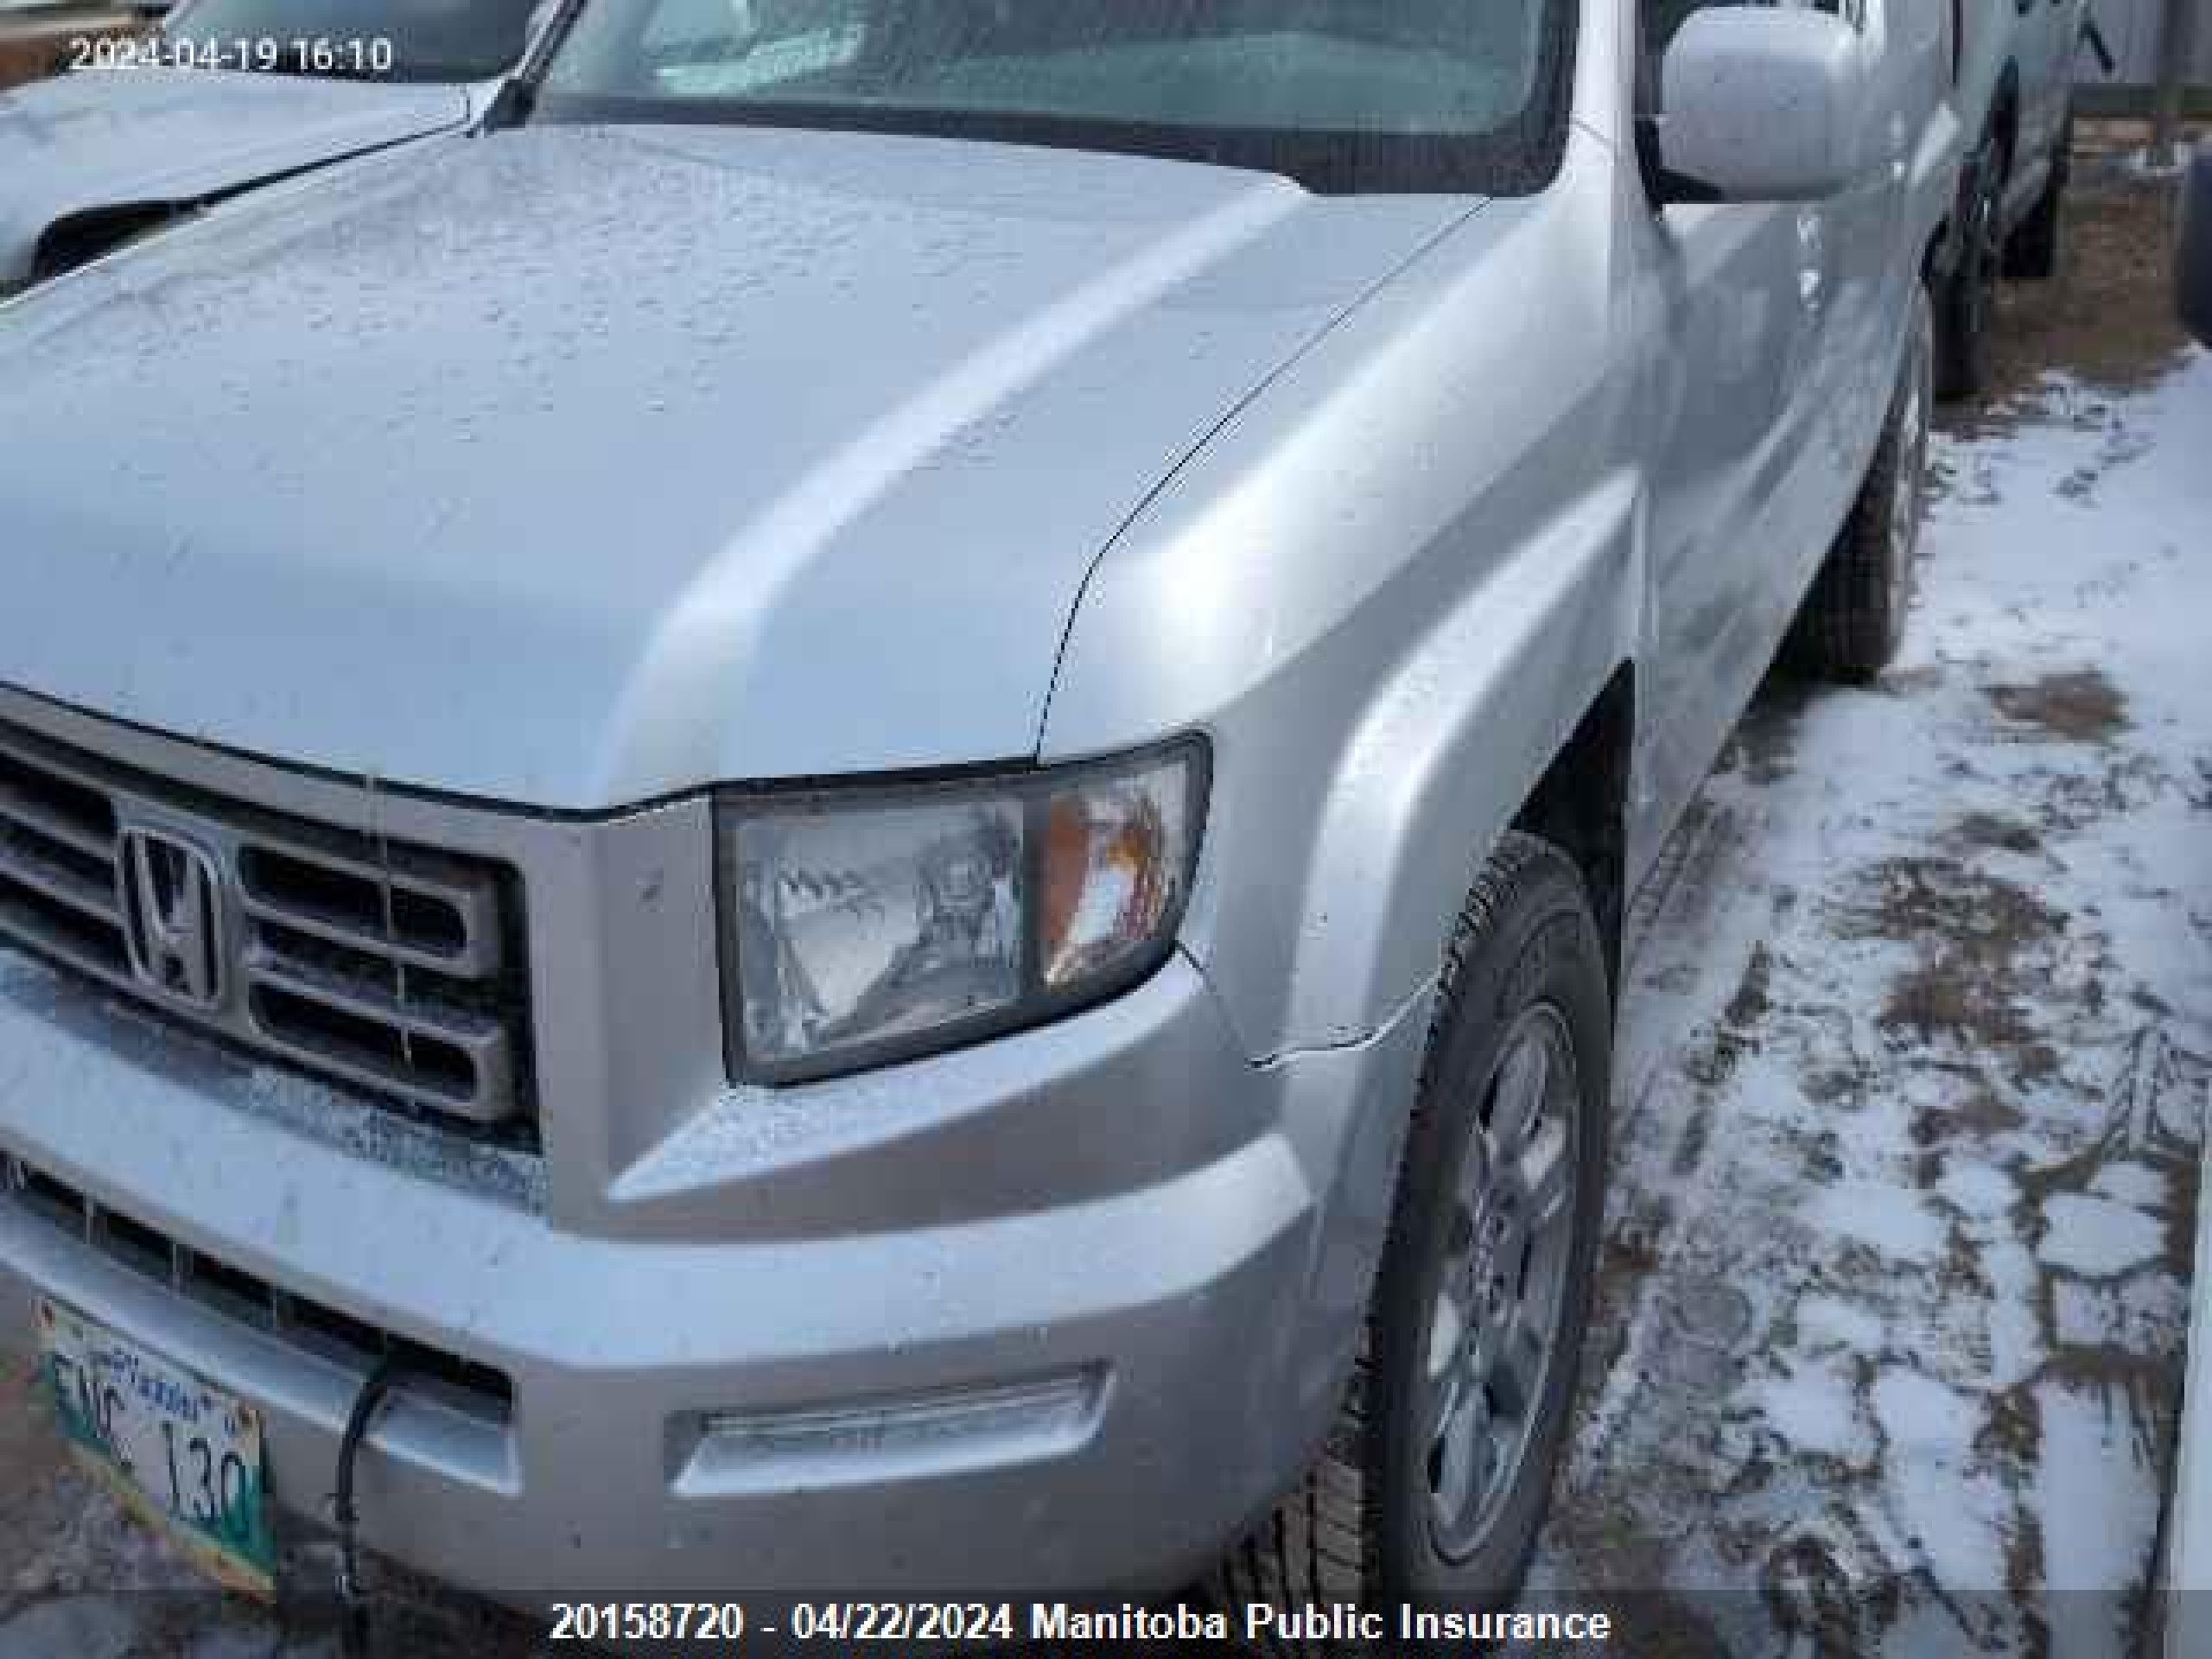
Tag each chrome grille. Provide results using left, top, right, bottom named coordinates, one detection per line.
left=0, top=721, right=531, bottom=1128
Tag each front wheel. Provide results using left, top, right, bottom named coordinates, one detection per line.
left=1220, top=832, right=1612, bottom=1654
left=1787, top=287, right=1934, bottom=684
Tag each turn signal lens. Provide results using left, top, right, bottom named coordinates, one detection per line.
left=1039, top=759, right=1192, bottom=991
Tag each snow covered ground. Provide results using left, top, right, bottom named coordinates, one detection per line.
left=1532, top=347, right=2212, bottom=1654
left=0, top=190, right=2205, bottom=1658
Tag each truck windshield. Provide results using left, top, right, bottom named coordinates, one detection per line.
left=534, top=0, right=1573, bottom=195
left=164, top=0, right=543, bottom=82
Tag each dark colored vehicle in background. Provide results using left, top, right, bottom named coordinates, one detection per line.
left=0, top=0, right=544, bottom=297
left=2183, top=143, right=2211, bottom=347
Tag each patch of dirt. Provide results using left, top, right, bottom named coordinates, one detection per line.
left=1919, top=1078, right=2031, bottom=1145
left=1984, top=669, right=2132, bottom=745
left=1759, top=1533, right=1895, bottom=1659
left=1723, top=678, right=1821, bottom=788
left=1859, top=858, right=2070, bottom=1101
left=0, top=1350, right=70, bottom=1606
left=1880, top=965, right=2062, bottom=1084
left=1575, top=1202, right=1672, bottom=1432
left=0, top=14, right=139, bottom=92
left=1681, top=944, right=1777, bottom=1099
left=1959, top=174, right=2195, bottom=426
left=1949, top=812, right=2046, bottom=858
left=2018, top=752, right=2170, bottom=840
left=1976, top=1382, right=2044, bottom=1472
left=1855, top=859, right=2065, bottom=952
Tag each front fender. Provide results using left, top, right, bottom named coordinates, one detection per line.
left=1043, top=133, right=1642, bottom=1071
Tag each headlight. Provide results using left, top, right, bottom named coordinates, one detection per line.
left=719, top=740, right=1207, bottom=1083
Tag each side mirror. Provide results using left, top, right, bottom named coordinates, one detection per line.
left=2183, top=144, right=2212, bottom=351
left=1657, top=7, right=1868, bottom=203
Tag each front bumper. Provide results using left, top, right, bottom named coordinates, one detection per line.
left=0, top=922, right=1430, bottom=1611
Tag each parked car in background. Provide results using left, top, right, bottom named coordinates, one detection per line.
left=0, top=0, right=1956, bottom=1639
left=1934, top=0, right=2092, bottom=395
left=0, top=0, right=546, bottom=298
left=0, top=2, right=164, bottom=92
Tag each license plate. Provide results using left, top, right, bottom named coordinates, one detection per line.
left=38, top=1298, right=275, bottom=1599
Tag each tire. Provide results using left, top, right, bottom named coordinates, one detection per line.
left=2005, top=111, right=2071, bottom=283
left=1935, top=128, right=2006, bottom=400
left=1787, top=287, right=1934, bottom=684
left=1220, top=832, right=1612, bottom=1655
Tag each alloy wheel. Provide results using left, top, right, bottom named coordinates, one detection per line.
left=1423, top=1003, right=1580, bottom=1563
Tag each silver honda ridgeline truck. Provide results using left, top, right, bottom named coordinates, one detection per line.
left=0, top=0, right=1955, bottom=1641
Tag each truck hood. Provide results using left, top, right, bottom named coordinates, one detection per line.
left=0, top=68, right=474, bottom=289
left=0, top=124, right=1471, bottom=809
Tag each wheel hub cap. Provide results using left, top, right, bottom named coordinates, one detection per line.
left=1423, top=1004, right=1580, bottom=1563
